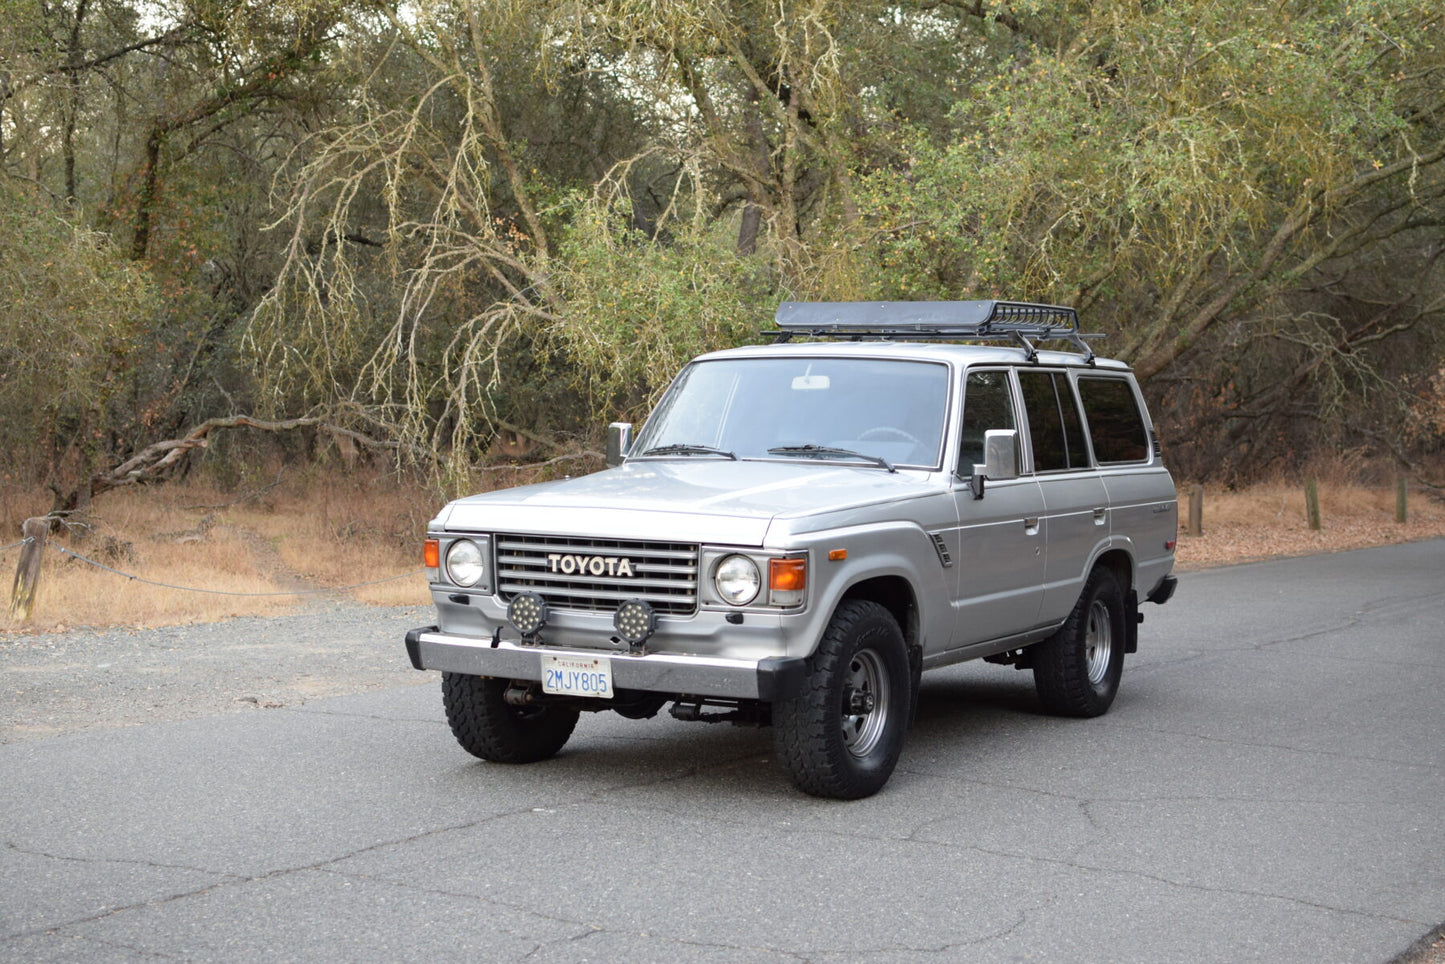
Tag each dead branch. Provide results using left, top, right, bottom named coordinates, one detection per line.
left=48, top=414, right=403, bottom=520
left=474, top=451, right=604, bottom=474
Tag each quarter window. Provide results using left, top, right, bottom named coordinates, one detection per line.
left=1078, top=377, right=1150, bottom=463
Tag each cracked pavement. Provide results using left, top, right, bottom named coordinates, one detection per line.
left=2, top=539, right=1443, bottom=962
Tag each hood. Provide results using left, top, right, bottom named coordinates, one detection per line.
left=440, top=459, right=937, bottom=546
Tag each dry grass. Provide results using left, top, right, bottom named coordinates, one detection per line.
left=1, top=465, right=439, bottom=634
left=1176, top=478, right=1445, bottom=570
left=4, top=464, right=1444, bottom=633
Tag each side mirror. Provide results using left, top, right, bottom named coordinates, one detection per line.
left=606, top=422, right=634, bottom=467
left=970, top=429, right=1019, bottom=499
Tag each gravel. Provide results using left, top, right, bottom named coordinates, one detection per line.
left=0, top=601, right=433, bottom=744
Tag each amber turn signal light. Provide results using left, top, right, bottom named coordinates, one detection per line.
left=769, top=557, right=807, bottom=592
left=423, top=538, right=440, bottom=569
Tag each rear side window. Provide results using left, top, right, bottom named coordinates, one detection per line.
left=1078, top=376, right=1150, bottom=463
left=1018, top=370, right=1089, bottom=472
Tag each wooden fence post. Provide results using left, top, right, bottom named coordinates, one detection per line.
left=8, top=517, right=49, bottom=621
left=1305, top=478, right=1322, bottom=531
left=1396, top=476, right=1408, bottom=524
left=1188, top=485, right=1204, bottom=537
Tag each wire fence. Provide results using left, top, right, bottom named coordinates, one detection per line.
left=0, top=538, right=33, bottom=555
left=47, top=543, right=425, bottom=598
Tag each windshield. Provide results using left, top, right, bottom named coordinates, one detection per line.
left=633, top=356, right=951, bottom=469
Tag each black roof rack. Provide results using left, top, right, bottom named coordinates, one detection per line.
left=771, top=300, right=1102, bottom=363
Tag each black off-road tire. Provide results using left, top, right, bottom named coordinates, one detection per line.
left=1031, top=566, right=1127, bottom=717
left=441, top=672, right=580, bottom=764
left=773, top=599, right=912, bottom=800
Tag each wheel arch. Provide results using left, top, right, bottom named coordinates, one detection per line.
left=838, top=574, right=923, bottom=690
left=839, top=574, right=919, bottom=647
left=1092, top=546, right=1134, bottom=596
left=1090, top=546, right=1139, bottom=654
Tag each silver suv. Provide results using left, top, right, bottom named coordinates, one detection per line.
left=405, top=301, right=1179, bottom=798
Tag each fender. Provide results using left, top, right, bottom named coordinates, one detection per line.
left=781, top=520, right=945, bottom=663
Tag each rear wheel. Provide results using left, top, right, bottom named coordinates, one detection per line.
left=441, top=672, right=580, bottom=763
left=1031, top=566, right=1126, bottom=717
left=774, top=599, right=912, bottom=799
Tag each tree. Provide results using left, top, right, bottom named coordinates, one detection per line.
left=857, top=0, right=1445, bottom=476
left=2, top=0, right=356, bottom=490
left=8, top=0, right=1442, bottom=491
left=249, top=1, right=977, bottom=475
left=0, top=176, right=157, bottom=499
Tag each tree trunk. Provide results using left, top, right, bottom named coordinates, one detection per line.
left=737, top=203, right=761, bottom=256
left=62, top=0, right=91, bottom=204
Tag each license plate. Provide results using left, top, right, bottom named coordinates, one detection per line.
left=540, top=654, right=614, bottom=699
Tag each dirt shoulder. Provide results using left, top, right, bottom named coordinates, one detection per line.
left=1173, top=482, right=1445, bottom=571
left=1397, top=926, right=1445, bottom=964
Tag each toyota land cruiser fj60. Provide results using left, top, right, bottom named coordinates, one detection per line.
left=405, top=301, right=1179, bottom=799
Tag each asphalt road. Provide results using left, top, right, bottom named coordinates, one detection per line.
left=3, top=540, right=1443, bottom=962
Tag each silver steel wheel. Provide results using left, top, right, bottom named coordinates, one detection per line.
left=841, top=647, right=890, bottom=758
left=1084, top=599, right=1113, bottom=685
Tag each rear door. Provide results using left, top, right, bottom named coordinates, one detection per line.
left=1016, top=368, right=1110, bottom=624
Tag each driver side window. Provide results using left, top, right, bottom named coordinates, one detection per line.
left=959, top=370, right=1016, bottom=472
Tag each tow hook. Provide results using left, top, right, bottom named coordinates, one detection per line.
left=503, top=682, right=539, bottom=706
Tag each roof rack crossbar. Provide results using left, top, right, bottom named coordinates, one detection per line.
left=770, top=300, right=1101, bottom=361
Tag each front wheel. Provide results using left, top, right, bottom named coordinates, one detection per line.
left=441, top=672, right=580, bottom=763
left=1031, top=566, right=1126, bottom=717
left=774, top=599, right=912, bottom=799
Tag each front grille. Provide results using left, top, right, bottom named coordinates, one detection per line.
left=495, top=534, right=699, bottom=616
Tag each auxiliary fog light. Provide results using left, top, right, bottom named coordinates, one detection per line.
left=614, top=599, right=657, bottom=646
left=507, top=592, right=549, bottom=638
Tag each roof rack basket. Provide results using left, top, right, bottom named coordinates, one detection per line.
left=771, top=300, right=1103, bottom=362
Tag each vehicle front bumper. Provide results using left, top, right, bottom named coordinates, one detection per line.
left=405, top=627, right=806, bottom=701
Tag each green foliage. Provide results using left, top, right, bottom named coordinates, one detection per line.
left=0, top=178, right=157, bottom=468
left=857, top=0, right=1443, bottom=379
left=3, top=0, right=1441, bottom=484
left=551, top=193, right=770, bottom=422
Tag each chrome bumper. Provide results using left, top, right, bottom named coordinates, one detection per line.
left=405, top=627, right=804, bottom=701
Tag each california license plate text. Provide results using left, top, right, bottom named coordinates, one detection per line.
left=540, top=655, right=614, bottom=699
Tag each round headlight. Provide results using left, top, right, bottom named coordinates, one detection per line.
left=714, top=554, right=761, bottom=606
left=445, top=539, right=485, bottom=587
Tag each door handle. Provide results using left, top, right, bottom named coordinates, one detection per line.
left=1093, top=507, right=1107, bottom=525
left=1024, top=517, right=1040, bottom=535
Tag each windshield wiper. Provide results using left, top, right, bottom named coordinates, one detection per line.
left=640, top=443, right=738, bottom=460
left=767, top=444, right=896, bottom=473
